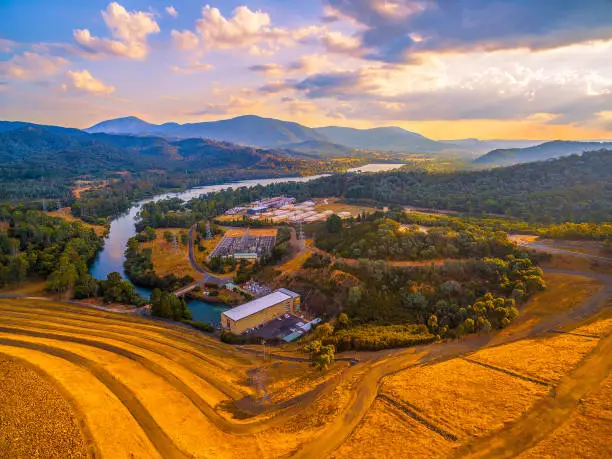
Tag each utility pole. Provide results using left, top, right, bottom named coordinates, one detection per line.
left=206, top=220, right=213, bottom=240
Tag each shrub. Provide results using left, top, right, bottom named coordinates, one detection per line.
left=325, top=324, right=435, bottom=351
left=182, top=320, right=214, bottom=333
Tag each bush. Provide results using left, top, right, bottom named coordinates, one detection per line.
left=182, top=320, right=214, bottom=333
left=325, top=324, right=435, bottom=351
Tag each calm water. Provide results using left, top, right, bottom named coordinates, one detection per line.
left=89, top=164, right=405, bottom=323
left=88, top=173, right=332, bottom=321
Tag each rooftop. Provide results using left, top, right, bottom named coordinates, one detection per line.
left=222, top=288, right=299, bottom=322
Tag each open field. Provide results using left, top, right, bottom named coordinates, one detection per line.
left=384, top=359, right=550, bottom=439
left=489, top=272, right=602, bottom=342
left=143, top=228, right=203, bottom=280
left=1, top=264, right=611, bottom=458
left=224, top=228, right=279, bottom=237
left=331, top=398, right=455, bottom=459
left=0, top=355, right=88, bottom=458
left=517, top=374, right=612, bottom=459
left=313, top=198, right=381, bottom=217
left=47, top=208, right=107, bottom=236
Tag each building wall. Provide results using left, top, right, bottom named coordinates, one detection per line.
left=223, top=297, right=300, bottom=334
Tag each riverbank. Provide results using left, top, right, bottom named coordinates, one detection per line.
left=87, top=164, right=406, bottom=325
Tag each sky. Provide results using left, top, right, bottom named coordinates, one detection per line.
left=1, top=0, right=612, bottom=140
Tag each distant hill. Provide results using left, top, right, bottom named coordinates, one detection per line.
left=268, top=149, right=612, bottom=222
left=0, top=121, right=351, bottom=200
left=87, top=115, right=327, bottom=148
left=314, top=126, right=451, bottom=153
left=87, top=115, right=460, bottom=153
left=85, top=116, right=159, bottom=136
left=442, top=138, right=543, bottom=155
left=278, top=140, right=356, bottom=157
left=0, top=121, right=86, bottom=137
left=474, top=140, right=612, bottom=166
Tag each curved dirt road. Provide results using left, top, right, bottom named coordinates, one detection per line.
left=293, top=245, right=612, bottom=458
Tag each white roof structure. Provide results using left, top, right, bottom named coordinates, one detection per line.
left=222, top=289, right=298, bottom=321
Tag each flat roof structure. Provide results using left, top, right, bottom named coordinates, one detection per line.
left=223, top=289, right=298, bottom=322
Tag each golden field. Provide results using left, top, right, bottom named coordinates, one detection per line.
left=0, top=265, right=611, bottom=458
left=143, top=228, right=202, bottom=280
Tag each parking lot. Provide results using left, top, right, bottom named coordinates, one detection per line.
left=243, top=314, right=306, bottom=340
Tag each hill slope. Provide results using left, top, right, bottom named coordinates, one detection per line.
left=314, top=126, right=451, bottom=152
left=87, top=115, right=458, bottom=153
left=87, top=115, right=327, bottom=148
left=0, top=122, right=350, bottom=201
left=255, top=149, right=612, bottom=222
left=474, top=140, right=612, bottom=166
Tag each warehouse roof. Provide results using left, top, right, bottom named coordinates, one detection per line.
left=222, top=289, right=299, bottom=322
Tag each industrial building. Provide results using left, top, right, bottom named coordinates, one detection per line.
left=221, top=288, right=301, bottom=335
left=209, top=228, right=277, bottom=260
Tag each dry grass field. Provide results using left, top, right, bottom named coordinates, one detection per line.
left=47, top=208, right=107, bottom=236
left=518, top=374, right=612, bottom=458
left=143, top=228, right=203, bottom=280
left=224, top=228, right=278, bottom=237
left=1, top=265, right=611, bottom=458
left=314, top=198, right=381, bottom=217
left=470, top=333, right=600, bottom=383
left=490, top=272, right=602, bottom=342
left=331, top=398, right=455, bottom=459
left=384, top=359, right=550, bottom=439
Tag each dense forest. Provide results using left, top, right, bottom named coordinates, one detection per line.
left=0, top=205, right=102, bottom=291
left=278, top=214, right=546, bottom=350
left=201, top=150, right=612, bottom=223
left=0, top=122, right=365, bottom=216
left=315, top=216, right=517, bottom=261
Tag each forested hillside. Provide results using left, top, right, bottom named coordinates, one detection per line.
left=216, top=150, right=612, bottom=222
left=474, top=140, right=612, bottom=166
left=0, top=122, right=363, bottom=207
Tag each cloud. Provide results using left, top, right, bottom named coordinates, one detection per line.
left=165, top=6, right=178, bottom=18
left=0, top=39, right=17, bottom=53
left=0, top=52, right=68, bottom=81
left=249, top=63, right=284, bottom=77
left=325, top=0, right=612, bottom=63
left=170, top=60, right=214, bottom=74
left=291, top=62, right=612, bottom=125
left=74, top=2, right=160, bottom=59
left=258, top=80, right=296, bottom=94
left=321, top=31, right=364, bottom=56
left=188, top=95, right=259, bottom=116
left=249, top=54, right=331, bottom=78
left=171, top=30, right=200, bottom=50
left=63, top=69, right=115, bottom=96
left=172, top=5, right=323, bottom=55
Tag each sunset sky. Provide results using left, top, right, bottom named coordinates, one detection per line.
left=1, top=0, right=612, bottom=140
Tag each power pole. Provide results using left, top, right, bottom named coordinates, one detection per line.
left=206, top=220, right=213, bottom=240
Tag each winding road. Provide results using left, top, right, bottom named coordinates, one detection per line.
left=1, top=239, right=611, bottom=458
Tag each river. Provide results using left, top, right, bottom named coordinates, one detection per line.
left=89, top=164, right=404, bottom=325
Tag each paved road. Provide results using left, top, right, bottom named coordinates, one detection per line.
left=187, top=224, right=233, bottom=285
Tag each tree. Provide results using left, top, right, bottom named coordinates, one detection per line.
left=305, top=340, right=335, bottom=371
left=337, top=313, right=351, bottom=330
left=144, top=226, right=157, bottom=241
left=427, top=314, right=439, bottom=334
left=326, top=214, right=342, bottom=233
left=312, top=322, right=334, bottom=340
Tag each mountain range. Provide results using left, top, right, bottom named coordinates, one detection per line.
left=474, top=140, right=612, bottom=166
left=86, top=115, right=468, bottom=154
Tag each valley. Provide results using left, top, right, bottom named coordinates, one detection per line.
left=3, top=2, right=612, bottom=457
